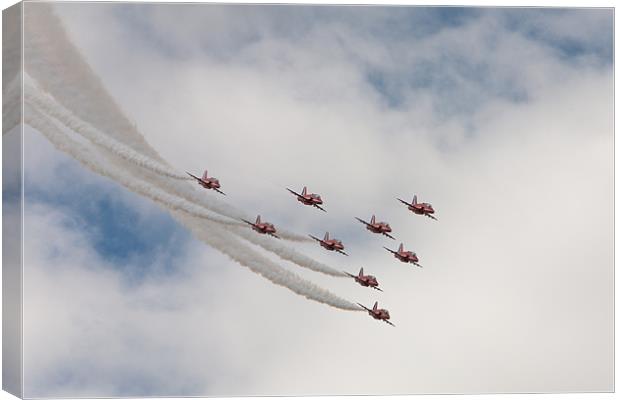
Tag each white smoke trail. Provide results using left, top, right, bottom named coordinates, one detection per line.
left=23, top=3, right=165, bottom=161
left=24, top=80, right=190, bottom=180
left=176, top=212, right=359, bottom=310
left=25, top=104, right=359, bottom=311
left=29, top=93, right=342, bottom=276
left=25, top=78, right=312, bottom=243
left=24, top=103, right=241, bottom=227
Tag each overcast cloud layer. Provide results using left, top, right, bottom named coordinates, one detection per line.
left=18, top=3, right=613, bottom=397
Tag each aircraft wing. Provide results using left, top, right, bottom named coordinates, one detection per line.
left=355, top=217, right=369, bottom=226
left=241, top=219, right=256, bottom=228
left=356, top=303, right=372, bottom=313
left=396, top=198, right=412, bottom=207
left=313, top=204, right=327, bottom=212
left=308, top=235, right=323, bottom=243
left=426, top=214, right=438, bottom=221
left=344, top=271, right=357, bottom=278
left=186, top=172, right=203, bottom=182
left=268, top=232, right=281, bottom=239
left=213, top=188, right=226, bottom=195
left=414, top=262, right=423, bottom=268
left=383, top=246, right=397, bottom=255
left=336, top=249, right=348, bottom=256
left=372, top=286, right=384, bottom=292
left=384, top=320, right=396, bottom=327
left=383, top=232, right=396, bottom=240
left=286, top=188, right=302, bottom=197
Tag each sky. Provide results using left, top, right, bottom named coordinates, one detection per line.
left=13, top=3, right=614, bottom=397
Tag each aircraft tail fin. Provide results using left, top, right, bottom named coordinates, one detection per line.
left=255, top=215, right=261, bottom=224
left=398, top=243, right=404, bottom=252
left=413, top=195, right=417, bottom=205
left=302, top=186, right=307, bottom=196
left=324, top=232, right=329, bottom=240
left=202, top=170, right=209, bottom=180
left=359, top=267, right=364, bottom=277
left=371, top=215, right=376, bottom=224
left=372, top=302, right=378, bottom=311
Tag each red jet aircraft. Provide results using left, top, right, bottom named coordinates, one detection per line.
left=357, top=301, right=394, bottom=327
left=345, top=267, right=382, bottom=291
left=286, top=186, right=326, bottom=212
left=186, top=170, right=225, bottom=195
left=384, top=243, right=422, bottom=268
left=397, top=195, right=436, bottom=220
left=309, top=232, right=348, bottom=256
left=241, top=215, right=279, bottom=238
left=355, top=215, right=395, bottom=240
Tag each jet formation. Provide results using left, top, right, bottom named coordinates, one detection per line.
left=191, top=169, right=438, bottom=327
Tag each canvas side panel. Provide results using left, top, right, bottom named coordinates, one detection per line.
left=3, top=2, right=23, bottom=398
